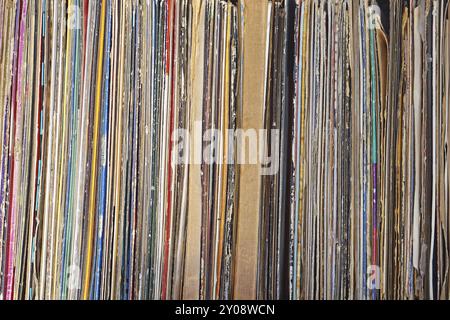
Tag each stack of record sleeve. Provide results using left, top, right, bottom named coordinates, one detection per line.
left=0, top=0, right=450, bottom=300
